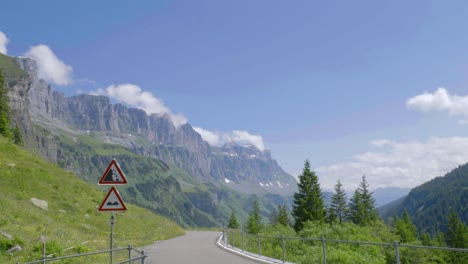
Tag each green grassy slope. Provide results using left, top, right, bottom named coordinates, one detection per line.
left=58, top=131, right=293, bottom=228
left=0, top=137, right=184, bottom=263
left=0, top=53, right=27, bottom=81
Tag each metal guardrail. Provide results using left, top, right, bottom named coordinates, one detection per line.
left=223, top=229, right=468, bottom=264
left=20, top=245, right=147, bottom=264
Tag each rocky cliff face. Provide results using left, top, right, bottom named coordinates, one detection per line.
left=8, top=55, right=296, bottom=195
left=0, top=55, right=59, bottom=162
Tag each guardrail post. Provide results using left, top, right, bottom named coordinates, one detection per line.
left=257, top=234, right=261, bottom=257
left=42, top=241, right=46, bottom=264
left=282, top=235, right=285, bottom=263
left=241, top=231, right=244, bottom=252
left=223, top=228, right=227, bottom=246
left=231, top=230, right=234, bottom=248
left=321, top=236, right=327, bottom=264
left=128, top=245, right=132, bottom=263
left=141, top=249, right=145, bottom=264
left=394, top=241, right=400, bottom=264
left=41, top=236, right=47, bottom=264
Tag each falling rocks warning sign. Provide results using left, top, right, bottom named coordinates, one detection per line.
left=98, top=159, right=128, bottom=185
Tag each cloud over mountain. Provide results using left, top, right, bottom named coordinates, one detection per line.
left=24, top=45, right=73, bottom=85
left=0, top=31, right=9, bottom=55
left=193, top=127, right=266, bottom=151
left=94, top=84, right=187, bottom=127
left=315, top=137, right=468, bottom=191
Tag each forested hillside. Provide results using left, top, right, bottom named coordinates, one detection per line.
left=381, top=163, right=468, bottom=234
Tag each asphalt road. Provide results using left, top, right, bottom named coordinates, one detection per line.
left=143, top=231, right=258, bottom=264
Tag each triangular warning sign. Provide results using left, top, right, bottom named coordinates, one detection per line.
left=98, top=187, right=127, bottom=212
left=99, top=159, right=128, bottom=185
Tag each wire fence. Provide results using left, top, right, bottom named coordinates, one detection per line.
left=223, top=229, right=468, bottom=264
left=19, top=245, right=147, bottom=264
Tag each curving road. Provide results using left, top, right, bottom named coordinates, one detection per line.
left=143, top=231, right=258, bottom=264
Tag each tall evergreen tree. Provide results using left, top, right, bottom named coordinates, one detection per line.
left=347, top=175, right=378, bottom=226
left=0, top=69, right=12, bottom=139
left=269, top=206, right=279, bottom=226
left=445, top=211, right=467, bottom=248
left=445, top=211, right=468, bottom=263
left=292, top=160, right=326, bottom=232
left=228, top=211, right=239, bottom=229
left=245, top=195, right=263, bottom=234
left=395, top=209, right=418, bottom=243
left=328, top=180, right=348, bottom=224
left=277, top=205, right=291, bottom=227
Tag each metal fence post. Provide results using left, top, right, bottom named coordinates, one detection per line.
left=394, top=241, right=400, bottom=264
left=128, top=245, right=132, bottom=263
left=224, top=228, right=227, bottom=246
left=321, top=236, right=327, bottom=264
left=38, top=235, right=48, bottom=264
left=141, top=249, right=145, bottom=264
left=42, top=239, right=46, bottom=264
left=257, top=234, right=261, bottom=257
left=110, top=212, right=114, bottom=264
left=241, top=231, right=244, bottom=252
left=231, top=230, right=234, bottom=248
left=282, top=235, right=285, bottom=263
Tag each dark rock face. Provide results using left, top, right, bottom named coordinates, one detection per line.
left=9, top=56, right=296, bottom=195
left=4, top=57, right=59, bottom=162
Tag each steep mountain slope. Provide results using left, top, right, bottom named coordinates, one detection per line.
left=54, top=130, right=283, bottom=227
left=1, top=53, right=295, bottom=227
left=380, top=163, right=468, bottom=234
left=0, top=137, right=183, bottom=263
left=11, top=55, right=296, bottom=195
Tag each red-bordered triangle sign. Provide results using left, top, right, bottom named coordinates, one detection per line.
left=98, top=187, right=127, bottom=212
left=99, top=159, right=127, bottom=185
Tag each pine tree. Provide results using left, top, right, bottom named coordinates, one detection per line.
left=245, top=195, right=263, bottom=234
left=420, top=232, right=432, bottom=246
left=445, top=211, right=468, bottom=263
left=292, top=160, right=326, bottom=232
left=348, top=189, right=362, bottom=224
left=228, top=211, right=239, bottom=229
left=269, top=206, right=279, bottom=226
left=445, top=211, right=467, bottom=248
left=0, top=69, right=12, bottom=138
left=277, top=205, right=290, bottom=227
left=328, top=180, right=348, bottom=224
left=395, top=209, right=418, bottom=243
left=348, top=175, right=378, bottom=226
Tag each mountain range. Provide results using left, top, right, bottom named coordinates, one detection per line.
left=3, top=52, right=454, bottom=229
left=1, top=52, right=298, bottom=227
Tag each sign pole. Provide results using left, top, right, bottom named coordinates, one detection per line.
left=110, top=211, right=114, bottom=264
left=97, top=159, right=128, bottom=264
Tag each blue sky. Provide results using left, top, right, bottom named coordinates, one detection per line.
left=3, top=1, right=468, bottom=191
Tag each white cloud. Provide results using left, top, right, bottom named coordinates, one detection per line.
left=193, top=127, right=222, bottom=146
left=0, top=31, right=9, bottom=54
left=231, top=130, right=265, bottom=151
left=193, top=127, right=266, bottom=152
left=96, top=84, right=187, bottom=127
left=407, top=88, right=468, bottom=116
left=315, top=137, right=468, bottom=191
left=24, top=45, right=73, bottom=85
